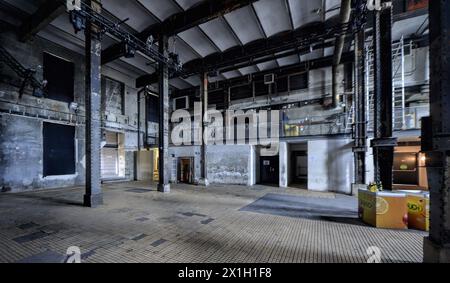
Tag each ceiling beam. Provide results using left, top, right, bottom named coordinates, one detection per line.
left=140, top=0, right=258, bottom=40
left=19, top=0, right=66, bottom=42
left=136, top=20, right=349, bottom=87
left=219, top=41, right=335, bottom=73
left=172, top=52, right=354, bottom=97
left=102, top=0, right=258, bottom=65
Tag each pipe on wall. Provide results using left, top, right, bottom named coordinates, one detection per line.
left=332, top=0, right=352, bottom=108
left=137, top=87, right=146, bottom=151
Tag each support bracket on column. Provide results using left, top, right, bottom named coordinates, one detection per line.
left=370, top=137, right=398, bottom=148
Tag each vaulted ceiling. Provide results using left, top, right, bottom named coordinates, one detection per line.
left=0, top=0, right=429, bottom=91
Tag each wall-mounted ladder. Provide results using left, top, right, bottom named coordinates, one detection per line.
left=364, top=36, right=409, bottom=132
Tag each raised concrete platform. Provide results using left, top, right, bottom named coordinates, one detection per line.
left=0, top=182, right=427, bottom=263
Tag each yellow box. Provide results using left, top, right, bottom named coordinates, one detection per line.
left=398, top=190, right=430, bottom=231
left=284, top=124, right=300, bottom=137
left=358, top=190, right=408, bottom=229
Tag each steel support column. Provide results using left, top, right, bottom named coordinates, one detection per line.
left=199, top=72, right=209, bottom=187
left=371, top=1, right=397, bottom=190
left=423, top=0, right=450, bottom=263
left=84, top=0, right=103, bottom=207
left=353, top=30, right=367, bottom=185
left=158, top=35, right=170, bottom=193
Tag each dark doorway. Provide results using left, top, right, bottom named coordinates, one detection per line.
left=43, top=123, right=75, bottom=177
left=291, top=151, right=308, bottom=185
left=393, top=152, right=418, bottom=185
left=178, top=157, right=194, bottom=184
left=260, top=156, right=279, bottom=185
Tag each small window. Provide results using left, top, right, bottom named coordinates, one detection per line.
left=208, top=90, right=226, bottom=110
left=404, top=45, right=412, bottom=56
left=277, top=76, right=288, bottom=93
left=43, top=53, right=75, bottom=103
left=289, top=73, right=308, bottom=91
left=174, top=96, right=189, bottom=110
left=43, top=123, right=76, bottom=177
left=254, top=80, right=267, bottom=96
left=230, top=84, right=252, bottom=100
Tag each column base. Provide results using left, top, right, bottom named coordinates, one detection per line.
left=352, top=183, right=366, bottom=196
left=198, top=178, right=209, bottom=187
left=83, top=193, right=103, bottom=208
left=424, top=237, right=450, bottom=263
left=158, top=184, right=170, bottom=193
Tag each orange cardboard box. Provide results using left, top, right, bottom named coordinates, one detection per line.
left=358, top=190, right=408, bottom=229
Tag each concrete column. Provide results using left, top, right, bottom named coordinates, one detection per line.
left=370, top=1, right=397, bottom=190
left=423, top=0, right=450, bottom=263
left=199, top=72, right=209, bottom=186
left=84, top=0, right=103, bottom=207
left=279, top=142, right=288, bottom=188
left=157, top=35, right=170, bottom=193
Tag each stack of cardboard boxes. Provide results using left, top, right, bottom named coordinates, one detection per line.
left=358, top=189, right=429, bottom=231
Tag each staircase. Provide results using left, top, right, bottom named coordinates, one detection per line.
left=0, top=45, right=44, bottom=98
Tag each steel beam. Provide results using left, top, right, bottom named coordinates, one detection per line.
left=199, top=72, right=209, bottom=187
left=136, top=20, right=351, bottom=87
left=423, top=0, right=450, bottom=263
left=157, top=35, right=171, bottom=193
left=371, top=1, right=397, bottom=190
left=102, top=0, right=257, bottom=65
left=19, top=0, right=65, bottom=42
left=353, top=30, right=367, bottom=185
left=171, top=52, right=354, bottom=99
left=84, top=0, right=103, bottom=207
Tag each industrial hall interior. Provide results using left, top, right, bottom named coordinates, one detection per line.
left=0, top=0, right=449, bottom=264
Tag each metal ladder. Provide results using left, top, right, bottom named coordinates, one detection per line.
left=0, top=45, right=44, bottom=98
left=365, top=36, right=407, bottom=132
left=345, top=93, right=355, bottom=133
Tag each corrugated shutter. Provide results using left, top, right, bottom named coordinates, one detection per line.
left=101, top=148, right=119, bottom=178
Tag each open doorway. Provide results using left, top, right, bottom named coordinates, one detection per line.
left=101, top=131, right=125, bottom=180
left=288, top=143, right=308, bottom=189
left=393, top=137, right=428, bottom=190
left=178, top=157, right=194, bottom=184
left=291, top=151, right=308, bottom=186
left=135, top=148, right=159, bottom=183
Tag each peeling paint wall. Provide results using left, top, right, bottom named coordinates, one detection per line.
left=169, top=145, right=253, bottom=186
left=0, top=32, right=142, bottom=192
left=207, top=145, right=252, bottom=186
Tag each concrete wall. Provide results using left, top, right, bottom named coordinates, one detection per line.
left=207, top=145, right=253, bottom=186
left=136, top=150, right=154, bottom=181
left=279, top=142, right=289, bottom=188
left=169, top=144, right=254, bottom=186
left=0, top=115, right=84, bottom=191
left=0, top=32, right=143, bottom=192
left=307, top=139, right=354, bottom=194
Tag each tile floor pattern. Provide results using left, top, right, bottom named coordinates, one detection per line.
left=0, top=182, right=427, bottom=263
